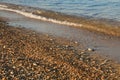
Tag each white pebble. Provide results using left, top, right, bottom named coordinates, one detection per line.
left=3, top=45, right=6, bottom=48
left=87, top=48, right=94, bottom=51
left=75, top=41, right=78, bottom=44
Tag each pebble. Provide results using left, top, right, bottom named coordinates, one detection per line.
left=0, top=20, right=119, bottom=80
left=10, top=71, right=14, bottom=75
left=65, top=45, right=69, bottom=48
left=13, top=66, right=16, bottom=69
left=33, top=63, right=37, bottom=66
left=74, top=41, right=78, bottom=44
left=87, top=48, right=95, bottom=51
left=50, top=39, right=53, bottom=41
left=79, top=58, right=83, bottom=61
left=3, top=45, right=6, bottom=48
left=2, top=78, right=7, bottom=80
left=50, top=47, right=53, bottom=50
left=81, top=51, right=85, bottom=54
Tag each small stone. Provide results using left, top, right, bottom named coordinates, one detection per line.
left=2, top=77, right=7, bottom=80
left=3, top=45, right=6, bottom=48
left=81, top=55, right=84, bottom=58
left=87, top=48, right=95, bottom=51
left=19, top=63, right=22, bottom=66
left=46, top=76, right=50, bottom=79
left=79, top=58, right=83, bottom=61
left=13, top=66, right=16, bottom=69
left=50, top=39, right=53, bottom=41
left=50, top=47, right=53, bottom=50
left=33, top=63, right=37, bottom=66
left=81, top=51, right=85, bottom=54
left=10, top=71, right=14, bottom=75
left=65, top=45, right=69, bottom=48
left=75, top=41, right=78, bottom=44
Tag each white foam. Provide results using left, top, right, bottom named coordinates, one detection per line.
left=0, top=4, right=7, bottom=8
left=0, top=5, right=83, bottom=27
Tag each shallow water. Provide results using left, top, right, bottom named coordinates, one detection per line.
left=0, top=10, right=120, bottom=62
left=0, top=0, right=120, bottom=21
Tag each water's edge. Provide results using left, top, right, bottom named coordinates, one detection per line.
left=0, top=3, right=120, bottom=37
left=0, top=7, right=120, bottom=62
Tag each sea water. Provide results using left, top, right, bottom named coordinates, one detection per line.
left=0, top=0, right=120, bottom=21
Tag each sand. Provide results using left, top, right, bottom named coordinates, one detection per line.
left=0, top=18, right=120, bottom=80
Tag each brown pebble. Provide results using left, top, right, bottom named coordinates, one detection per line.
left=2, top=78, right=7, bottom=80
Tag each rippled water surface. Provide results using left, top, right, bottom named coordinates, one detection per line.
left=0, top=0, right=120, bottom=21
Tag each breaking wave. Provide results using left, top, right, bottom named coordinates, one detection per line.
left=0, top=4, right=82, bottom=27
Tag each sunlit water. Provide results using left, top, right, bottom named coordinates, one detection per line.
left=0, top=0, right=120, bottom=21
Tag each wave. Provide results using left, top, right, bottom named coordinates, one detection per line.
left=0, top=4, right=82, bottom=27
left=0, top=3, right=120, bottom=37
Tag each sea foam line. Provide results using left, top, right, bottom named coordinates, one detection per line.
left=0, top=4, right=82, bottom=27
left=0, top=4, right=119, bottom=36
left=0, top=4, right=7, bottom=8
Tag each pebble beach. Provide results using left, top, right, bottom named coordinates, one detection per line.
left=0, top=18, right=120, bottom=80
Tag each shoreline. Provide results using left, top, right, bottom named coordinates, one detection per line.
left=0, top=9, right=120, bottom=62
left=0, top=18, right=120, bottom=79
left=0, top=3, right=120, bottom=37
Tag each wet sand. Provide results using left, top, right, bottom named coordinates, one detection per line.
left=0, top=10, right=120, bottom=62
left=0, top=18, right=120, bottom=79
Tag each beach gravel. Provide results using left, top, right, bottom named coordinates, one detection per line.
left=0, top=19, right=120, bottom=80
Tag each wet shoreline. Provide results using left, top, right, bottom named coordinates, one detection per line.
left=0, top=10, right=120, bottom=62
left=0, top=3, right=120, bottom=37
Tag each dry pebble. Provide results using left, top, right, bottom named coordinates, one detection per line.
left=0, top=19, right=120, bottom=80
left=87, top=48, right=95, bottom=51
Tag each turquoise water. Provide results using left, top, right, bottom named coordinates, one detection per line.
left=0, top=0, right=120, bottom=21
